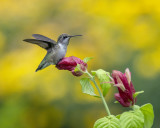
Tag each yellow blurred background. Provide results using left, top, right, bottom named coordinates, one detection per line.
left=0, top=0, right=160, bottom=127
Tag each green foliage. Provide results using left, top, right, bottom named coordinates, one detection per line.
left=83, top=57, right=93, bottom=63
left=116, top=114, right=121, bottom=119
left=74, top=64, right=81, bottom=72
left=114, top=101, right=119, bottom=103
left=140, top=103, right=154, bottom=128
left=133, top=91, right=144, bottom=98
left=120, top=109, right=144, bottom=128
left=94, top=103, right=155, bottom=128
left=80, top=78, right=96, bottom=96
left=91, top=69, right=111, bottom=97
left=133, top=105, right=140, bottom=110
left=94, top=115, right=120, bottom=128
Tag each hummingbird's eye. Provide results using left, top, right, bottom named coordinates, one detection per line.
left=63, top=36, right=67, bottom=39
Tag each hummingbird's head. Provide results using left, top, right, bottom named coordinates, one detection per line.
left=57, top=34, right=82, bottom=45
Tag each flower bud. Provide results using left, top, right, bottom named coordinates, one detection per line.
left=56, top=56, right=87, bottom=76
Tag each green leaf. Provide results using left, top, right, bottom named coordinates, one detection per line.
left=74, top=64, right=81, bottom=72
left=83, top=57, right=93, bottom=63
left=91, top=69, right=111, bottom=97
left=133, top=105, right=140, bottom=110
left=133, top=91, right=144, bottom=98
left=93, top=95, right=101, bottom=98
left=140, top=103, right=154, bottom=128
left=116, top=114, right=121, bottom=119
left=94, top=115, right=120, bottom=128
left=114, top=101, right=119, bottom=104
left=120, top=109, right=144, bottom=128
left=80, top=78, right=96, bottom=96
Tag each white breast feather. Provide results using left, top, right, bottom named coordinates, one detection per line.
left=58, top=44, right=66, bottom=58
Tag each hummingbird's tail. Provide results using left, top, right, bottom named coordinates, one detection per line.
left=35, top=54, right=52, bottom=72
left=35, top=62, right=51, bottom=72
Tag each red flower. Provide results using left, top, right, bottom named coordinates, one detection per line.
left=56, top=56, right=87, bottom=76
left=112, top=68, right=136, bottom=107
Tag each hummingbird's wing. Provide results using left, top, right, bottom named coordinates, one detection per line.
left=23, top=39, right=55, bottom=50
left=32, top=34, right=56, bottom=44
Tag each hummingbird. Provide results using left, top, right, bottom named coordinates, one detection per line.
left=23, top=34, right=82, bottom=72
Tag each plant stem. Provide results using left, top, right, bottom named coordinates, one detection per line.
left=86, top=71, right=111, bottom=116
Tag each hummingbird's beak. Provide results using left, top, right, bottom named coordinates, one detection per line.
left=69, top=35, right=82, bottom=38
